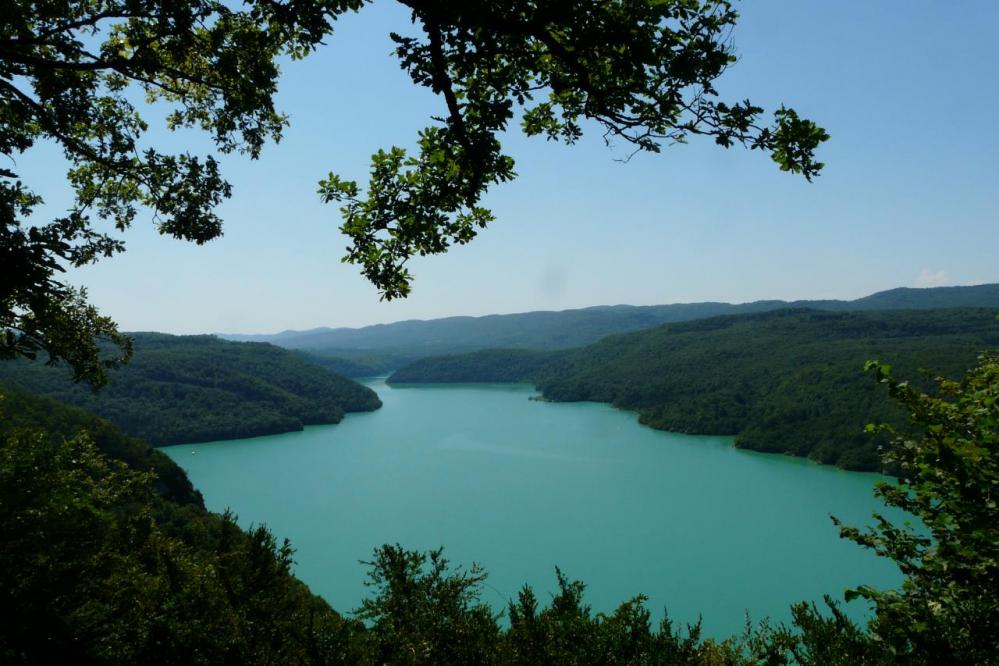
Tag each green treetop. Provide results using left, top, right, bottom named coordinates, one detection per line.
left=832, top=354, right=999, bottom=663
left=2, top=1, right=826, bottom=385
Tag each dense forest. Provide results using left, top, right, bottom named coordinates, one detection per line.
left=390, top=308, right=999, bottom=471
left=389, top=348, right=566, bottom=384
left=1, top=428, right=365, bottom=663
left=0, top=389, right=202, bottom=507
left=0, top=388, right=860, bottom=664
left=293, top=350, right=394, bottom=379
left=4, top=350, right=996, bottom=663
left=0, top=334, right=381, bottom=446
left=224, top=284, right=999, bottom=365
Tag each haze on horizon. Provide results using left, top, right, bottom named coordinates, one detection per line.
left=17, top=0, right=999, bottom=334
left=214, top=282, right=999, bottom=338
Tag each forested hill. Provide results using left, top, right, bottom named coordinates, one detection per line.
left=389, top=349, right=567, bottom=384
left=222, top=284, right=999, bottom=363
left=0, top=388, right=203, bottom=506
left=389, top=308, right=999, bottom=471
left=0, top=334, right=381, bottom=446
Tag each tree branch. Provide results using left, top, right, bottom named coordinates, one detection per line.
left=422, top=18, right=470, bottom=152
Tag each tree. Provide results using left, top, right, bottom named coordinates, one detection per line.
left=356, top=544, right=499, bottom=664
left=2, top=0, right=827, bottom=385
left=831, top=354, right=999, bottom=663
left=1, top=0, right=361, bottom=385
left=321, top=0, right=829, bottom=301
left=0, top=427, right=366, bottom=664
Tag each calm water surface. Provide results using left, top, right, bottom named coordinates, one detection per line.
left=164, top=379, right=902, bottom=637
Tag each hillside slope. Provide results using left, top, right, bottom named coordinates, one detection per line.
left=0, top=334, right=381, bottom=446
left=390, top=308, right=999, bottom=471
left=0, top=388, right=203, bottom=506
left=223, top=284, right=999, bottom=364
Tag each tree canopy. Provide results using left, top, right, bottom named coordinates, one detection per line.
left=2, top=0, right=826, bottom=385
left=834, top=354, right=999, bottom=662
left=5, top=350, right=997, bottom=663
left=1, top=0, right=361, bottom=384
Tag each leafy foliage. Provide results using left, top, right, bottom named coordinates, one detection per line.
left=832, top=354, right=999, bottom=663
left=357, top=545, right=499, bottom=664
left=0, top=387, right=201, bottom=505
left=354, top=543, right=798, bottom=665
left=1, top=0, right=364, bottom=384
left=390, top=308, right=999, bottom=471
left=320, top=0, right=827, bottom=300
left=3, top=0, right=825, bottom=385
left=0, top=333, right=381, bottom=445
left=0, top=429, right=366, bottom=665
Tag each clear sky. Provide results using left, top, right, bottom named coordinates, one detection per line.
left=19, top=1, right=999, bottom=333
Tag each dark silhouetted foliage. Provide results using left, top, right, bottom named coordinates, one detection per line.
left=4, top=0, right=825, bottom=385
left=0, top=387, right=201, bottom=506
left=0, top=429, right=368, bottom=665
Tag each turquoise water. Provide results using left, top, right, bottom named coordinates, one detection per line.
left=164, top=379, right=902, bottom=638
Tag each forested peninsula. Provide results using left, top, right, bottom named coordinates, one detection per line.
left=0, top=334, right=381, bottom=446
left=389, top=308, right=999, bottom=471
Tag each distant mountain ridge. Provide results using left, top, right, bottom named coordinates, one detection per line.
left=387, top=307, right=999, bottom=472
left=219, top=284, right=999, bottom=362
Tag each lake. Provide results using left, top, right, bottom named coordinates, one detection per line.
left=164, top=379, right=902, bottom=638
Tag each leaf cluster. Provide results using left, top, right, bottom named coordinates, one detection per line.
left=320, top=0, right=827, bottom=300
left=833, top=354, right=999, bottom=663
left=0, top=386, right=201, bottom=504
left=0, top=429, right=365, bottom=664
left=1, top=0, right=362, bottom=384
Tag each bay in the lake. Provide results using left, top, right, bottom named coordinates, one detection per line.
left=164, top=379, right=902, bottom=638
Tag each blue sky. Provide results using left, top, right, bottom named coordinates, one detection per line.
left=20, top=1, right=999, bottom=333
